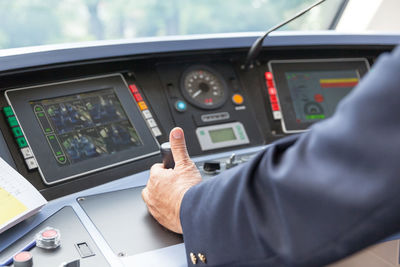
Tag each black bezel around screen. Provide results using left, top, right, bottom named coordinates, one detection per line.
left=5, top=74, right=160, bottom=185
left=269, top=59, right=370, bottom=133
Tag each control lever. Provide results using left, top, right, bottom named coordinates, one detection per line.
left=59, top=259, right=80, bottom=267
left=226, top=153, right=239, bottom=169
left=160, top=142, right=175, bottom=169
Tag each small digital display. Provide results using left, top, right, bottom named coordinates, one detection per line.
left=269, top=59, right=369, bottom=133
left=209, top=128, right=236, bottom=143
left=30, top=89, right=142, bottom=166
left=285, top=70, right=359, bottom=123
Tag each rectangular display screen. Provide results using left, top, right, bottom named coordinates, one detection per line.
left=30, top=89, right=142, bottom=166
left=209, top=128, right=236, bottom=143
left=286, top=70, right=359, bottom=124
left=269, top=59, right=369, bottom=133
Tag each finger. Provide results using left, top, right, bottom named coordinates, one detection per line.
left=142, top=187, right=149, bottom=203
left=169, top=127, right=190, bottom=165
left=150, top=163, right=164, bottom=173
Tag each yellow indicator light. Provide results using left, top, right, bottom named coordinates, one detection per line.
left=320, top=78, right=359, bottom=83
left=232, top=94, right=244, bottom=105
left=138, top=101, right=148, bottom=111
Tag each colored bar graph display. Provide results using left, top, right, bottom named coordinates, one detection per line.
left=320, top=78, right=359, bottom=88
left=306, top=114, right=325, bottom=120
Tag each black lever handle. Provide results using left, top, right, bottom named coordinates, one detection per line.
left=160, top=142, right=175, bottom=169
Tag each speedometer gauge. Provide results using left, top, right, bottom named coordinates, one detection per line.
left=180, top=66, right=228, bottom=110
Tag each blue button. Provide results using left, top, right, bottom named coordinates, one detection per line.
left=175, top=100, right=187, bottom=112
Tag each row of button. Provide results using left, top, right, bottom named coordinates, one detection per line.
left=264, top=72, right=282, bottom=120
left=128, top=84, right=162, bottom=137
left=174, top=93, right=244, bottom=114
left=3, top=106, right=38, bottom=170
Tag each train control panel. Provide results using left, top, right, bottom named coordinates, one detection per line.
left=0, top=32, right=399, bottom=267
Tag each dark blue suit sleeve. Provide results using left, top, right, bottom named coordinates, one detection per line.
left=180, top=46, right=400, bottom=266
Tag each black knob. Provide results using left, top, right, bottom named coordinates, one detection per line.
left=203, top=161, right=221, bottom=173
left=160, top=142, right=175, bottom=169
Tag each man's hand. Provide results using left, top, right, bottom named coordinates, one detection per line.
left=142, top=127, right=202, bottom=234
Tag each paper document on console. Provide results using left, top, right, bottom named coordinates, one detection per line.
left=0, top=157, right=47, bottom=234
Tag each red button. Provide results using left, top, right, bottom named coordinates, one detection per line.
left=129, top=84, right=139, bottom=93
left=42, top=229, right=57, bottom=238
left=268, top=87, right=276, bottom=95
left=265, top=72, right=273, bottom=80
left=272, top=103, right=280, bottom=111
left=133, top=93, right=143, bottom=102
left=269, top=95, right=278, bottom=103
left=14, top=251, right=32, bottom=262
left=267, top=80, right=274, bottom=88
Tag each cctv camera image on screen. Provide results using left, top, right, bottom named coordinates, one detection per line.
left=30, top=88, right=142, bottom=166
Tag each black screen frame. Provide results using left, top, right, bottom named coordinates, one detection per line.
left=269, top=58, right=370, bottom=133
left=5, top=74, right=160, bottom=185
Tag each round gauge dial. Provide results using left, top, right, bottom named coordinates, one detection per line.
left=181, top=66, right=228, bottom=110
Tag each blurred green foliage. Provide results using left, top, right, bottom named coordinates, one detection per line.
left=0, top=0, right=343, bottom=49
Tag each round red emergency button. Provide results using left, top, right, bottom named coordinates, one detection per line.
left=14, top=251, right=32, bottom=262
left=42, top=229, right=57, bottom=238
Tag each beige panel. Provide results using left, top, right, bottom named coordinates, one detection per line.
left=328, top=240, right=400, bottom=267
left=369, top=240, right=399, bottom=265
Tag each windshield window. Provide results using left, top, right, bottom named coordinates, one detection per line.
left=0, top=0, right=347, bottom=50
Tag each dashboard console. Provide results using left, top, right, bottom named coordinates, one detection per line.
left=0, top=33, right=399, bottom=266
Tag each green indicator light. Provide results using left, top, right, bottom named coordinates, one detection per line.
left=306, top=114, right=326, bottom=120
left=56, top=151, right=62, bottom=156
left=35, top=106, right=43, bottom=112
left=12, top=127, right=23, bottom=138
left=38, top=113, right=45, bottom=117
left=45, top=128, right=52, bottom=133
left=7, top=116, right=19, bottom=127
left=48, top=135, right=55, bottom=140
left=57, top=156, right=66, bottom=164
left=200, top=130, right=205, bottom=136
left=3, top=107, right=14, bottom=117
left=16, top=137, right=28, bottom=148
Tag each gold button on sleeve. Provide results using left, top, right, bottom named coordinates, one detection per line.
left=190, top=252, right=197, bottom=265
left=198, top=253, right=207, bottom=263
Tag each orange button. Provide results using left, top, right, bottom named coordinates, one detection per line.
left=232, top=94, right=244, bottom=105
left=138, top=101, right=148, bottom=111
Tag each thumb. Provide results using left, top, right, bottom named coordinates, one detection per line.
left=169, top=127, right=190, bottom=165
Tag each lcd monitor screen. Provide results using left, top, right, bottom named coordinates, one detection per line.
left=30, top=88, right=142, bottom=166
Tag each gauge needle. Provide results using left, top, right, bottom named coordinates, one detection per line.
left=192, top=90, right=202, bottom=98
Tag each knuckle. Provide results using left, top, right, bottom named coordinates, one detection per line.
left=176, top=158, right=192, bottom=166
